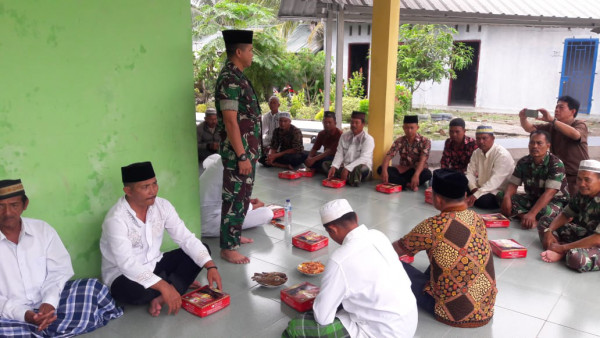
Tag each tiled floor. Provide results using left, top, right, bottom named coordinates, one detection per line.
left=85, top=165, right=600, bottom=338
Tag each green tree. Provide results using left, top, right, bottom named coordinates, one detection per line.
left=397, top=24, right=473, bottom=98
left=192, top=0, right=287, bottom=102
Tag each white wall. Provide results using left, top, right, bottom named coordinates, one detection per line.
left=328, top=22, right=600, bottom=115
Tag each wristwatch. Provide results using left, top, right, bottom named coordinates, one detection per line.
left=544, top=228, right=552, bottom=233
left=237, top=153, right=248, bottom=161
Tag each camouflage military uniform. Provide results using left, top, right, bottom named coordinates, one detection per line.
left=215, top=61, right=261, bottom=250
left=498, top=153, right=569, bottom=219
left=538, top=192, right=600, bottom=272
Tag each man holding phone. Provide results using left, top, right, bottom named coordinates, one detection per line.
left=519, top=95, right=588, bottom=195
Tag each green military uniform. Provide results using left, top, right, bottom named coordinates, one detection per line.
left=498, top=153, right=569, bottom=219
left=538, top=192, right=600, bottom=272
left=215, top=60, right=261, bottom=250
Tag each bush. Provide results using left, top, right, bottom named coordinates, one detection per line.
left=196, top=104, right=207, bottom=113
left=331, top=97, right=362, bottom=122
left=315, top=109, right=324, bottom=121
left=359, top=99, right=369, bottom=113
left=295, top=106, right=317, bottom=120
left=260, top=102, right=270, bottom=114
left=289, top=91, right=305, bottom=118
left=394, top=85, right=412, bottom=121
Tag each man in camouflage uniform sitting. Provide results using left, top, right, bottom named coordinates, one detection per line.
left=215, top=29, right=261, bottom=264
left=538, top=159, right=600, bottom=272
left=499, top=130, right=569, bottom=229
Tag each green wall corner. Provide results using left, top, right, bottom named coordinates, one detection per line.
left=0, top=0, right=201, bottom=278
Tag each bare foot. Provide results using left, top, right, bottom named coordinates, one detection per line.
left=241, top=236, right=254, bottom=244
left=189, top=280, right=203, bottom=289
left=541, top=250, right=564, bottom=263
left=221, top=249, right=250, bottom=264
left=148, top=296, right=164, bottom=317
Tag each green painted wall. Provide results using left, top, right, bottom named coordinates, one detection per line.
left=0, top=1, right=200, bottom=278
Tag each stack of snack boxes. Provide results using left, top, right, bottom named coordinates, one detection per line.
left=297, top=168, right=315, bottom=177
left=266, top=204, right=285, bottom=219
left=279, top=170, right=302, bottom=180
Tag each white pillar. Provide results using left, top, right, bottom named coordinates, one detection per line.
left=324, top=8, right=333, bottom=111
left=335, top=4, right=344, bottom=127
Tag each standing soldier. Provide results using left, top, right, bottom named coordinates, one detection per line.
left=215, top=30, right=261, bottom=264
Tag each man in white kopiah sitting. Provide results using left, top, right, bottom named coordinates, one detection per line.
left=0, top=179, right=123, bottom=337
left=100, top=161, right=222, bottom=317
left=283, top=199, right=418, bottom=338
left=199, top=154, right=273, bottom=237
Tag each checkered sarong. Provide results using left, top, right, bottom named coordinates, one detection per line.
left=0, top=278, right=123, bottom=338
left=283, top=311, right=350, bottom=338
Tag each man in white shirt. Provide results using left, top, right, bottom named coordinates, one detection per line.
left=325, top=111, right=375, bottom=187
left=258, top=95, right=281, bottom=166
left=283, top=199, right=418, bottom=338
left=199, top=154, right=273, bottom=237
left=466, top=126, right=515, bottom=209
left=100, top=162, right=222, bottom=317
left=0, top=179, right=122, bottom=337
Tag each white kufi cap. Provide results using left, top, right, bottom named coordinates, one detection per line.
left=579, top=159, right=600, bottom=173
left=320, top=199, right=354, bottom=225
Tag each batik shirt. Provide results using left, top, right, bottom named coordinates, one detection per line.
left=440, top=136, right=478, bottom=173
left=215, top=61, right=262, bottom=161
left=508, top=153, right=569, bottom=203
left=386, top=134, right=431, bottom=169
left=562, top=192, right=600, bottom=235
left=270, top=124, right=304, bottom=153
left=397, top=208, right=497, bottom=328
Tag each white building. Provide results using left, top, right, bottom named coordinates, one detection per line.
left=279, top=0, right=600, bottom=115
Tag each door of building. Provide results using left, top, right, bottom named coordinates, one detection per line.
left=559, top=38, right=599, bottom=114
left=448, top=41, right=481, bottom=106
left=348, top=43, right=370, bottom=95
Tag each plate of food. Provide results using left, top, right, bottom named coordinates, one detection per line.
left=297, top=261, right=325, bottom=276
left=251, top=272, right=288, bottom=288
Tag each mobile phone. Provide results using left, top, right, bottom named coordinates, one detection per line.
left=525, top=109, right=539, bottom=118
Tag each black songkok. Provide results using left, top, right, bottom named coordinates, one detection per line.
left=222, top=30, right=253, bottom=45
left=403, top=115, right=419, bottom=124
left=351, top=111, right=366, bottom=120
left=432, top=169, right=468, bottom=199
left=121, top=162, right=155, bottom=183
left=0, top=179, right=25, bottom=200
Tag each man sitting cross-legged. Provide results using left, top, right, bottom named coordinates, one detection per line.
left=283, top=199, right=417, bottom=338
left=100, top=162, right=222, bottom=317
left=538, top=159, right=600, bottom=272
left=0, top=179, right=123, bottom=337
left=499, top=130, right=569, bottom=229
left=393, top=169, right=497, bottom=328
left=265, top=112, right=307, bottom=169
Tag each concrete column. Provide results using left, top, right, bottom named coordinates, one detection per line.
left=335, top=4, right=344, bottom=127
left=369, top=0, right=400, bottom=177
left=324, top=8, right=333, bottom=111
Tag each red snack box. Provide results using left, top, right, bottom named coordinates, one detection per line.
left=266, top=204, right=285, bottom=219
left=489, top=239, right=528, bottom=259
left=376, top=183, right=402, bottom=194
left=280, top=282, right=320, bottom=312
left=182, top=286, right=230, bottom=317
left=322, top=178, right=346, bottom=188
left=292, top=231, right=329, bottom=252
left=480, top=213, right=510, bottom=228
left=399, top=254, right=414, bottom=263
left=424, top=187, right=433, bottom=204
left=297, top=168, right=315, bottom=177
left=279, top=170, right=302, bottom=180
